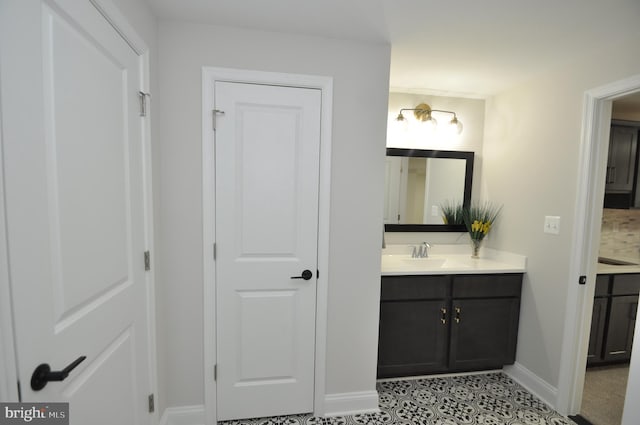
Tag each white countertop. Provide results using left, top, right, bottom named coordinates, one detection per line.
left=596, top=254, right=640, bottom=274
left=597, top=263, right=640, bottom=274
left=381, top=244, right=527, bottom=276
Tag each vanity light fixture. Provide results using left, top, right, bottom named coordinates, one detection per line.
left=396, top=103, right=463, bottom=135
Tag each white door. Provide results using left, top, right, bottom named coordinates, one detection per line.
left=215, top=81, right=321, bottom=420
left=384, top=157, right=408, bottom=224
left=384, top=157, right=402, bottom=224
left=1, top=1, right=152, bottom=424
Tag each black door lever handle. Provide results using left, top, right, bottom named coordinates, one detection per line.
left=291, top=269, right=313, bottom=280
left=31, top=355, right=87, bottom=391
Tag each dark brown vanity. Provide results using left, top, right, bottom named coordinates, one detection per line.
left=377, top=272, right=523, bottom=378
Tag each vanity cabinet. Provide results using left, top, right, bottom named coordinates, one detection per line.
left=377, top=273, right=523, bottom=378
left=588, top=274, right=640, bottom=365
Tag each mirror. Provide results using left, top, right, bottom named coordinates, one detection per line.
left=384, top=148, right=474, bottom=232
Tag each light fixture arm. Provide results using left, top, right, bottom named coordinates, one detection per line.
left=397, top=108, right=457, bottom=119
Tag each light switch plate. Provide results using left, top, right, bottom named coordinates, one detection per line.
left=544, top=216, right=561, bottom=234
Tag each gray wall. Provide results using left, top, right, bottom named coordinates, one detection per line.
left=482, top=36, right=640, bottom=405
left=156, top=20, right=391, bottom=408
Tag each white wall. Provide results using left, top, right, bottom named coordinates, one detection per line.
left=156, top=21, right=390, bottom=408
left=482, top=36, right=640, bottom=405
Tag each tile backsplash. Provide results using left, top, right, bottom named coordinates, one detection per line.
left=600, top=208, right=640, bottom=261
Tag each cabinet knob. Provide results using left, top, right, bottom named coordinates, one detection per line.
left=440, top=307, right=447, bottom=324
left=455, top=307, right=461, bottom=324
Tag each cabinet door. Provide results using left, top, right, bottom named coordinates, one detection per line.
left=604, top=295, right=638, bottom=362
left=377, top=300, right=448, bottom=378
left=587, top=297, right=608, bottom=365
left=449, top=298, right=520, bottom=371
left=606, top=126, right=638, bottom=192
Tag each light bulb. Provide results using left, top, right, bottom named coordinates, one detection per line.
left=449, top=116, right=463, bottom=134
left=424, top=115, right=438, bottom=132
left=395, top=112, right=409, bottom=133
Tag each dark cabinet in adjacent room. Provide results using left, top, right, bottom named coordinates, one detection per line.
left=588, top=273, right=640, bottom=365
left=603, top=122, right=640, bottom=209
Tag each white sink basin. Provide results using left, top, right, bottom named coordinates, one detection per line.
left=401, top=257, right=447, bottom=267
left=398, top=256, right=472, bottom=269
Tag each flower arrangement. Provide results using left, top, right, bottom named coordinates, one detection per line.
left=462, top=201, right=502, bottom=258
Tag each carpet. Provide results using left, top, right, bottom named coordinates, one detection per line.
left=580, top=364, right=629, bottom=425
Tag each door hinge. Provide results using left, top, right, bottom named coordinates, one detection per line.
left=17, top=380, right=22, bottom=402
left=148, top=393, right=155, bottom=413
left=212, top=109, right=225, bottom=131
left=213, top=243, right=216, bottom=260
left=214, top=364, right=217, bottom=381
left=144, top=251, right=151, bottom=271
left=579, top=275, right=587, bottom=285
left=138, top=91, right=151, bottom=117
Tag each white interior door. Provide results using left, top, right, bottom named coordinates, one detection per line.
left=1, top=1, right=152, bottom=423
left=215, top=81, right=321, bottom=420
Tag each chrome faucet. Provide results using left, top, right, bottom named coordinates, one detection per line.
left=412, top=242, right=431, bottom=258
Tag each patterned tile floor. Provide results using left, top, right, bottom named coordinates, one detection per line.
left=221, top=372, right=576, bottom=425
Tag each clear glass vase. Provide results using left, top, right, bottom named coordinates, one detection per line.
left=470, top=238, right=482, bottom=258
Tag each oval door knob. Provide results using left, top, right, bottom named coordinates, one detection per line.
left=291, top=269, right=313, bottom=280
left=31, top=355, right=87, bottom=391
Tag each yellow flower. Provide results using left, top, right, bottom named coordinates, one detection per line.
left=482, top=222, right=491, bottom=234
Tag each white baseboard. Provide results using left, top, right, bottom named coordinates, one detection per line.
left=159, top=405, right=205, bottom=425
left=503, top=362, right=558, bottom=409
left=160, top=391, right=380, bottom=425
left=323, top=390, right=380, bottom=417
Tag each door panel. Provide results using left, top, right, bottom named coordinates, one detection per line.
left=62, top=330, right=137, bottom=424
left=44, top=3, right=132, bottom=323
left=1, top=1, right=151, bottom=423
left=449, top=298, right=520, bottom=370
left=215, top=82, right=321, bottom=420
left=377, top=300, right=449, bottom=377
left=605, top=295, right=638, bottom=362
left=587, top=297, right=608, bottom=365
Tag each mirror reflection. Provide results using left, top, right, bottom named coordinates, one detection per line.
left=384, top=148, right=474, bottom=232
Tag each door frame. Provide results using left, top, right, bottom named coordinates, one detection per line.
left=202, top=67, right=333, bottom=424
left=0, top=0, right=157, bottom=413
left=556, top=73, right=640, bottom=416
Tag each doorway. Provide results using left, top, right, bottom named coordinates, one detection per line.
left=557, top=74, right=640, bottom=425
left=576, top=95, right=640, bottom=425
left=202, top=68, right=333, bottom=423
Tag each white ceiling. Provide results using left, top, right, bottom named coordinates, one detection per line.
left=148, top=0, right=640, bottom=98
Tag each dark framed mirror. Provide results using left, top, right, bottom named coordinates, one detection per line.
left=384, top=148, right=474, bottom=232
